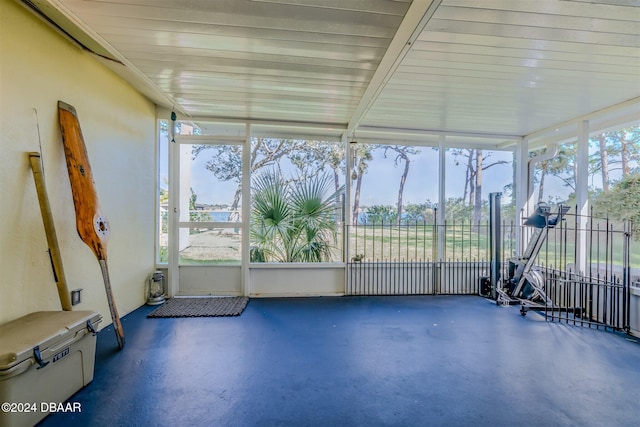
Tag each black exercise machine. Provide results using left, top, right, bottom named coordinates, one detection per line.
left=485, top=194, right=574, bottom=316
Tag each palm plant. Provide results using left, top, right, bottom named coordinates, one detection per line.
left=250, top=169, right=344, bottom=262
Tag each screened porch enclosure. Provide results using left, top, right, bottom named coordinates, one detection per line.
left=23, top=3, right=640, bottom=278
left=157, top=117, right=640, bottom=338
left=158, top=122, right=521, bottom=297
left=10, top=1, right=640, bottom=424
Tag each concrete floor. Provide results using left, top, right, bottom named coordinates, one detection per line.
left=39, top=296, right=639, bottom=427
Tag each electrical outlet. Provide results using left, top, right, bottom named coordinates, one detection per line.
left=71, top=289, right=82, bottom=305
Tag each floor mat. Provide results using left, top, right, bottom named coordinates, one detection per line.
left=147, top=296, right=249, bottom=318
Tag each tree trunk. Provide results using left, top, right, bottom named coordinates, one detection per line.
left=396, top=154, right=410, bottom=226
left=597, top=134, right=610, bottom=192
left=352, top=173, right=363, bottom=225
left=466, top=149, right=475, bottom=205
left=537, top=162, right=547, bottom=203
left=333, top=168, right=340, bottom=193
left=462, top=152, right=470, bottom=203
left=473, top=149, right=483, bottom=225
left=229, top=187, right=242, bottom=222
left=621, top=135, right=630, bottom=177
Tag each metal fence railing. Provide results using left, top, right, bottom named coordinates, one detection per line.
left=347, top=261, right=436, bottom=295
left=346, top=221, right=500, bottom=296
left=538, top=267, right=628, bottom=330
left=526, top=212, right=636, bottom=332
left=346, top=260, right=489, bottom=296
left=346, top=213, right=636, bottom=334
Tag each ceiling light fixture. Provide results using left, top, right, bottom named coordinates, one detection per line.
left=349, top=130, right=358, bottom=145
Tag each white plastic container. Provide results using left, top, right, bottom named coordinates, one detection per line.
left=0, top=311, right=101, bottom=427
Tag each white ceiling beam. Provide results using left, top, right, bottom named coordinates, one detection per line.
left=344, top=0, right=442, bottom=139
left=357, top=125, right=522, bottom=141
left=524, top=109, right=640, bottom=151
left=185, top=116, right=347, bottom=131
left=524, top=97, right=640, bottom=142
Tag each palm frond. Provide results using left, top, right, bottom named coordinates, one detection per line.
left=250, top=169, right=344, bottom=262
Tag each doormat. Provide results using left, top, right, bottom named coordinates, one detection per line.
left=147, top=296, right=249, bottom=318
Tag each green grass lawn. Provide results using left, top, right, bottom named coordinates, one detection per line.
left=348, top=224, right=491, bottom=262
left=348, top=224, right=639, bottom=268
left=168, top=223, right=639, bottom=269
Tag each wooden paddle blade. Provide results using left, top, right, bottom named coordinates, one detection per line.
left=58, top=100, right=124, bottom=349
left=58, top=101, right=109, bottom=261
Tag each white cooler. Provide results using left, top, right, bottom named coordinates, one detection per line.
left=0, top=311, right=102, bottom=427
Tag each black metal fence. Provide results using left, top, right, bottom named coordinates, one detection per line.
left=346, top=213, right=636, bottom=334
left=346, top=221, right=499, bottom=295
left=347, top=261, right=436, bottom=295
left=527, top=212, right=636, bottom=332
left=538, top=267, right=628, bottom=330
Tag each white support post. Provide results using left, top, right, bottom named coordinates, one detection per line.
left=344, top=134, right=352, bottom=260
left=515, top=138, right=529, bottom=254
left=178, top=128, right=193, bottom=246
left=437, top=135, right=446, bottom=261
left=242, top=124, right=251, bottom=296
left=167, top=115, right=179, bottom=297
left=344, top=135, right=352, bottom=295
left=575, top=120, right=590, bottom=275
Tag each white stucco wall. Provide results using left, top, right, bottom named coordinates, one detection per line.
left=249, top=264, right=345, bottom=297
left=0, top=1, right=156, bottom=327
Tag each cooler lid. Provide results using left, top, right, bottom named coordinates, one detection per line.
left=0, top=311, right=101, bottom=372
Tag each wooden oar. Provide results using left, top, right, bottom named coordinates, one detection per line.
left=58, top=101, right=125, bottom=349
left=28, top=152, right=73, bottom=311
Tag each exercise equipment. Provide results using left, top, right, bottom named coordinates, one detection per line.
left=496, top=202, right=570, bottom=315
left=488, top=199, right=569, bottom=316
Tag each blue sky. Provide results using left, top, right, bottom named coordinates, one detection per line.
left=357, top=147, right=513, bottom=207
left=159, top=130, right=638, bottom=214
left=167, top=141, right=516, bottom=208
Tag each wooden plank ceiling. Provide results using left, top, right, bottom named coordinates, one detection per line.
left=32, top=0, right=640, bottom=142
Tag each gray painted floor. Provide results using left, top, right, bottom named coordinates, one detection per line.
left=39, top=296, right=639, bottom=426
